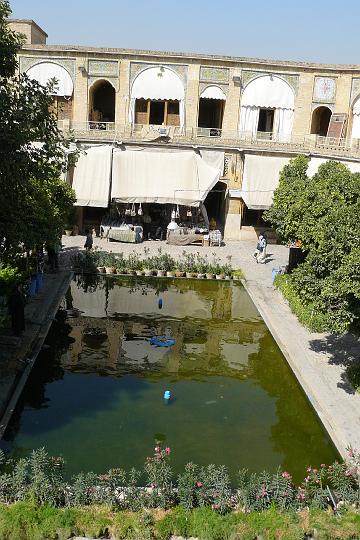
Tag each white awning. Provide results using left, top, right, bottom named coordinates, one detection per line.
left=73, top=145, right=113, bottom=207
left=241, top=75, right=294, bottom=109
left=131, top=66, right=184, bottom=100
left=200, top=85, right=226, bottom=100
left=111, top=148, right=220, bottom=207
left=26, top=62, right=73, bottom=97
left=236, top=153, right=291, bottom=209
left=307, top=156, right=360, bottom=176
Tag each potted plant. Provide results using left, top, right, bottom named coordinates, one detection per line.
left=94, top=251, right=106, bottom=273
left=115, top=253, right=126, bottom=275
left=127, top=252, right=142, bottom=275
left=195, top=253, right=208, bottom=279
left=181, top=252, right=197, bottom=278
left=174, top=257, right=186, bottom=278
left=211, top=255, right=225, bottom=280
left=104, top=253, right=117, bottom=274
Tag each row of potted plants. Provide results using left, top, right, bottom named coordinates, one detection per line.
left=71, top=248, right=236, bottom=280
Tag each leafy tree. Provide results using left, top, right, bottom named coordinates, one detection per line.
left=264, top=155, right=360, bottom=333
left=0, top=0, right=75, bottom=262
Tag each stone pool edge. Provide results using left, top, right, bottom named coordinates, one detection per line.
left=0, top=271, right=73, bottom=440
left=241, top=278, right=360, bottom=461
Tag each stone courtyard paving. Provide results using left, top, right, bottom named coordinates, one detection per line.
left=62, top=234, right=360, bottom=460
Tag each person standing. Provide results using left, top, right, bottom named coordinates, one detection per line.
left=253, top=233, right=264, bottom=261
left=84, top=228, right=93, bottom=251
left=257, top=233, right=267, bottom=264
left=8, top=283, right=25, bottom=337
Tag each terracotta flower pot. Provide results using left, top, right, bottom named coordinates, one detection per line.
left=206, top=273, right=215, bottom=280
left=186, top=272, right=196, bottom=278
left=157, top=270, right=166, bottom=277
left=166, top=271, right=175, bottom=277
left=144, top=269, right=153, bottom=276
left=216, top=274, right=225, bottom=280
left=175, top=271, right=185, bottom=278
left=197, top=273, right=205, bottom=279
left=97, top=266, right=105, bottom=274
left=136, top=270, right=144, bottom=276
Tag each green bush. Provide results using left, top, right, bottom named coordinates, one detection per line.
left=0, top=264, right=21, bottom=296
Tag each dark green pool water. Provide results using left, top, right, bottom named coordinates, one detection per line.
left=2, top=275, right=338, bottom=482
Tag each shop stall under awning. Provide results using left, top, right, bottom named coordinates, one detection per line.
left=111, top=148, right=222, bottom=207
left=230, top=153, right=291, bottom=210
left=73, top=145, right=113, bottom=207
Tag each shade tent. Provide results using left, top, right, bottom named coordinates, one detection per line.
left=128, top=67, right=185, bottom=126
left=307, top=156, right=360, bottom=176
left=26, top=62, right=73, bottom=97
left=111, top=148, right=221, bottom=207
left=200, top=86, right=226, bottom=100
left=239, top=75, right=295, bottom=141
left=230, top=154, right=291, bottom=209
left=73, top=145, right=113, bottom=207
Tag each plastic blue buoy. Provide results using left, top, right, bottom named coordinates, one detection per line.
left=164, top=390, right=171, bottom=400
left=158, top=298, right=163, bottom=309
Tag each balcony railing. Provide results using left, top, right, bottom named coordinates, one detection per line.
left=59, top=121, right=360, bottom=159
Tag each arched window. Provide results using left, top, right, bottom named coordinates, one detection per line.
left=310, top=106, right=332, bottom=136
left=198, top=86, right=226, bottom=135
left=129, top=67, right=185, bottom=127
left=26, top=61, right=74, bottom=121
left=89, top=80, right=115, bottom=127
left=239, top=75, right=295, bottom=142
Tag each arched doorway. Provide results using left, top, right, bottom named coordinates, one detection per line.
left=310, top=106, right=332, bottom=136
left=198, top=86, right=226, bottom=136
left=204, top=181, right=227, bottom=231
left=89, top=80, right=115, bottom=126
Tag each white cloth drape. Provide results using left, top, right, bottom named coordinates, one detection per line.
left=238, top=154, right=291, bottom=209
left=199, top=150, right=225, bottom=176
left=111, top=148, right=220, bottom=206
left=273, top=108, right=294, bottom=142
left=351, top=115, right=360, bottom=139
left=26, top=62, right=73, bottom=97
left=307, top=156, right=360, bottom=177
left=239, top=106, right=260, bottom=137
left=73, top=146, right=113, bottom=207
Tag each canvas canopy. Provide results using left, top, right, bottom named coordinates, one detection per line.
left=200, top=85, right=226, bottom=100
left=26, top=62, right=73, bottom=97
left=234, top=153, right=291, bottom=209
left=352, top=96, right=360, bottom=139
left=111, top=148, right=221, bottom=207
left=73, top=145, right=113, bottom=207
left=129, top=66, right=185, bottom=126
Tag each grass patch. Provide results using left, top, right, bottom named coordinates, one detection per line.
left=1, top=503, right=360, bottom=540
left=275, top=274, right=329, bottom=332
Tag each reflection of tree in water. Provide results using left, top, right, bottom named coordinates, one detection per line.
left=247, top=332, right=339, bottom=478
left=2, top=314, right=74, bottom=443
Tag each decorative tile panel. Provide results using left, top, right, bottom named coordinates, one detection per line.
left=242, top=70, right=299, bottom=94
left=20, top=56, right=76, bottom=82
left=313, top=77, right=336, bottom=103
left=199, top=82, right=228, bottom=96
left=88, top=76, right=118, bottom=90
left=200, top=66, right=229, bottom=83
left=311, top=102, right=335, bottom=113
left=88, top=60, right=119, bottom=77
left=130, top=62, right=187, bottom=87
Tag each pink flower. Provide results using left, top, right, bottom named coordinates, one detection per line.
left=321, top=463, right=325, bottom=468
left=315, top=479, right=320, bottom=484
left=304, top=476, right=310, bottom=483
left=196, top=481, right=203, bottom=488
left=165, top=447, right=171, bottom=455
left=282, top=471, right=291, bottom=479
left=154, top=446, right=160, bottom=453
left=306, top=467, right=312, bottom=472
left=348, top=449, right=354, bottom=458
left=297, top=491, right=306, bottom=501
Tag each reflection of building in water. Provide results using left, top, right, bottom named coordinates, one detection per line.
left=65, top=277, right=266, bottom=377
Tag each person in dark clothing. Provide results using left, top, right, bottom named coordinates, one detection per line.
left=84, top=228, right=93, bottom=251
left=8, top=282, right=25, bottom=336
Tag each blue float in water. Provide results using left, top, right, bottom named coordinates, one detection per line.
left=158, top=298, right=163, bottom=309
left=150, top=336, right=175, bottom=347
left=164, top=390, right=171, bottom=400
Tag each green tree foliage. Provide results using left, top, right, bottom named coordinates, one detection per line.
left=0, top=0, right=75, bottom=261
left=264, top=155, right=360, bottom=333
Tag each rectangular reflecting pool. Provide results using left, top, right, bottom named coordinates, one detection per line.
left=1, top=275, right=338, bottom=482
